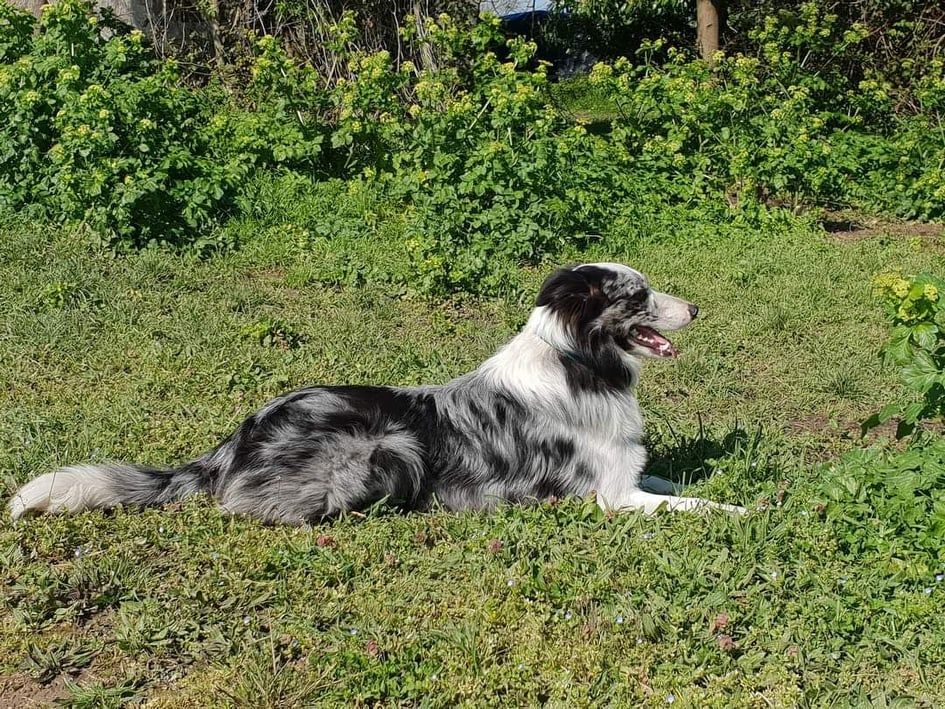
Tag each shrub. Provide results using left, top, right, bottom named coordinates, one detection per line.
left=585, top=45, right=945, bottom=219
left=864, top=273, right=945, bottom=437
left=378, top=17, right=640, bottom=296
left=588, top=50, right=847, bottom=208
left=0, top=0, right=242, bottom=247
left=547, top=0, right=945, bottom=116
left=820, top=437, right=945, bottom=582
left=819, top=268, right=945, bottom=584
left=209, top=35, right=328, bottom=175
left=729, top=0, right=945, bottom=107
left=547, top=0, right=692, bottom=62
left=2, top=1, right=944, bottom=297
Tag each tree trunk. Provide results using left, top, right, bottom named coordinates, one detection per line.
left=413, top=2, right=436, bottom=72
left=696, top=0, right=721, bottom=65
left=209, top=0, right=225, bottom=68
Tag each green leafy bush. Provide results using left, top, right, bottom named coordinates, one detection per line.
left=224, top=35, right=328, bottom=172
left=820, top=269, right=945, bottom=584
left=585, top=45, right=945, bottom=219
left=2, top=0, right=944, bottom=296
left=0, top=1, right=32, bottom=63
left=730, top=1, right=945, bottom=104
left=548, top=0, right=944, bottom=118
left=0, top=1, right=238, bottom=246
left=377, top=18, right=639, bottom=296
left=589, top=51, right=845, bottom=207
left=820, top=437, right=945, bottom=582
left=547, top=0, right=692, bottom=62
left=864, top=273, right=945, bottom=437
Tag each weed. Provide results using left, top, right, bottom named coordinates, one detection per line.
left=241, top=319, right=306, bottom=350
left=22, top=639, right=97, bottom=683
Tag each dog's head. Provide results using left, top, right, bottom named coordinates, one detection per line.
left=531, top=263, right=698, bottom=386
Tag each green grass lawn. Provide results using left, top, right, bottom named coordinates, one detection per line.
left=1, top=208, right=944, bottom=706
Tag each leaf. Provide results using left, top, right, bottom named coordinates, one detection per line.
left=901, top=351, right=939, bottom=392
left=901, top=401, right=926, bottom=423
left=884, top=333, right=914, bottom=366
left=911, top=322, right=939, bottom=350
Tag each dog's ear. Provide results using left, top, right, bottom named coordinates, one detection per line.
left=536, top=267, right=608, bottom=331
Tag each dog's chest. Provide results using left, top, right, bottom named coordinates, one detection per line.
left=579, top=390, right=645, bottom=445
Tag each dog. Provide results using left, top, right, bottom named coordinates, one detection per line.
left=9, top=262, right=744, bottom=524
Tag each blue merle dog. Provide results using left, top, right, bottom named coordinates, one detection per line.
left=10, top=263, right=744, bottom=524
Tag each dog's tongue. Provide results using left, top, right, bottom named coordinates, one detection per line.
left=632, top=326, right=678, bottom=358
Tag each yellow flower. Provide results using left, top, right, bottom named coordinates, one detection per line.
left=893, top=278, right=910, bottom=298
left=588, top=63, right=613, bottom=85
left=924, top=283, right=938, bottom=301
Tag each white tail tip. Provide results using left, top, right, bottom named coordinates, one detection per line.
left=9, top=466, right=119, bottom=521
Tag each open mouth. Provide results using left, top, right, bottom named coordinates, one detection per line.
left=627, top=325, right=678, bottom=358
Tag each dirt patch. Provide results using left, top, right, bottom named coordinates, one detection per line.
left=245, top=267, right=288, bottom=282
left=0, top=673, right=70, bottom=708
left=784, top=413, right=837, bottom=436
left=785, top=412, right=917, bottom=438
left=785, top=413, right=943, bottom=458
left=822, top=215, right=944, bottom=243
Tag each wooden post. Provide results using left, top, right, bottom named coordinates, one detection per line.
left=696, top=0, right=721, bottom=65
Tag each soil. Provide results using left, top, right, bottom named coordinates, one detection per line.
left=822, top=215, right=944, bottom=243
left=0, top=674, right=70, bottom=708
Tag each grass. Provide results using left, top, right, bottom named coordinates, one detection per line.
left=1, top=200, right=945, bottom=706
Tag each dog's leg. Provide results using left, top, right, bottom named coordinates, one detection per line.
left=639, top=475, right=682, bottom=495
left=603, top=490, right=746, bottom=515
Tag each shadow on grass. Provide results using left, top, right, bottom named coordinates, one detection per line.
left=821, top=218, right=860, bottom=233
left=646, top=417, right=759, bottom=486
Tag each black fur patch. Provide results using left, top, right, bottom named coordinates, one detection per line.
left=535, top=266, right=612, bottom=331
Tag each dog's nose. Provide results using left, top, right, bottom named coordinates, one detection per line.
left=688, top=304, right=700, bottom=319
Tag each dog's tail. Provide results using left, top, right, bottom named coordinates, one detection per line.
left=8, top=462, right=208, bottom=521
